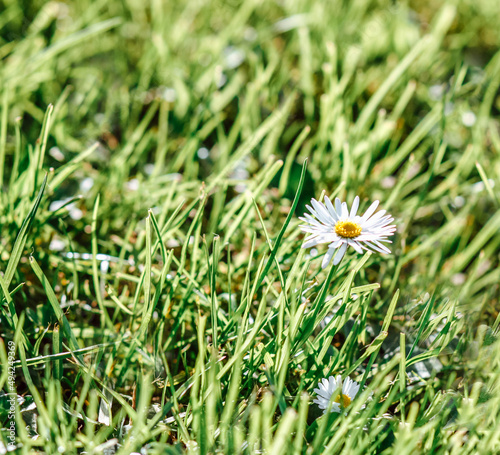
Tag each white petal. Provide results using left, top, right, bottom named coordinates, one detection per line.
left=356, top=234, right=382, bottom=241
left=349, top=240, right=363, bottom=254
left=329, top=403, right=341, bottom=413
left=327, top=375, right=340, bottom=393
left=311, top=199, right=334, bottom=225
left=303, top=213, right=324, bottom=225
left=305, top=205, right=324, bottom=224
left=334, top=198, right=341, bottom=215
left=367, top=218, right=393, bottom=230
left=341, top=202, right=349, bottom=218
left=316, top=390, right=333, bottom=400
left=328, top=238, right=343, bottom=249
left=373, top=240, right=391, bottom=253
left=332, top=242, right=348, bottom=265
left=305, top=204, right=315, bottom=215
left=364, top=241, right=388, bottom=254
left=350, top=383, right=360, bottom=399
left=363, top=210, right=386, bottom=228
left=365, top=225, right=395, bottom=235
left=302, top=238, right=321, bottom=248
left=322, top=248, right=337, bottom=269
left=360, top=200, right=379, bottom=223
left=356, top=242, right=372, bottom=251
left=313, top=398, right=329, bottom=409
left=342, top=377, right=353, bottom=394
left=303, top=234, right=335, bottom=248
left=299, top=225, right=319, bottom=233
left=324, top=196, right=340, bottom=221
left=350, top=196, right=359, bottom=217
left=299, top=226, right=321, bottom=234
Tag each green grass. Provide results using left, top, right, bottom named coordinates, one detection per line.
left=1, top=0, right=500, bottom=453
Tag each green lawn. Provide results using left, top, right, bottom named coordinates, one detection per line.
left=1, top=0, right=500, bottom=453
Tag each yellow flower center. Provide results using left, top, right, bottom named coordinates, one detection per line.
left=334, top=394, right=352, bottom=408
left=335, top=220, right=362, bottom=238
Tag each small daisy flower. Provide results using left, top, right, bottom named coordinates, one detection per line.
left=300, top=195, right=396, bottom=268
left=313, top=375, right=361, bottom=414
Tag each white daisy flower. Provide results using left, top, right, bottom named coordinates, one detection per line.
left=313, top=375, right=361, bottom=414
left=299, top=195, right=396, bottom=268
